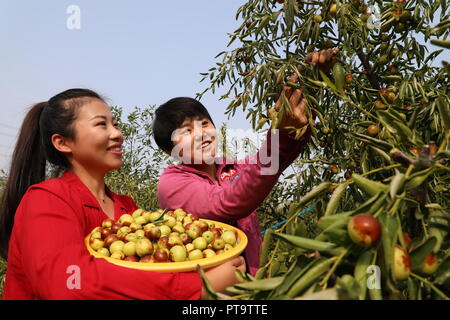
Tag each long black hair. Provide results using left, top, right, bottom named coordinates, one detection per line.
left=0, top=88, right=104, bottom=259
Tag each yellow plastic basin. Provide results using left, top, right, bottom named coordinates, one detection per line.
left=85, top=219, right=248, bottom=272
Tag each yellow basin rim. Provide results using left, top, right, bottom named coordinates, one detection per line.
left=85, top=219, right=248, bottom=272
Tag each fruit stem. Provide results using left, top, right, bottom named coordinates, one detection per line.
left=421, top=218, right=429, bottom=239
left=437, top=131, right=450, bottom=153
left=410, top=273, right=449, bottom=300
left=319, top=249, right=348, bottom=289
left=435, top=163, right=450, bottom=172
left=405, top=164, right=415, bottom=179
left=267, top=238, right=282, bottom=270
left=341, top=95, right=379, bottom=121
left=296, top=157, right=349, bottom=164
left=373, top=206, right=385, bottom=219
left=361, top=163, right=402, bottom=177
left=395, top=211, right=406, bottom=248
left=388, top=196, right=403, bottom=216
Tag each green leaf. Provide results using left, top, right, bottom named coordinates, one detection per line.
left=436, top=96, right=450, bottom=131
left=272, top=232, right=344, bottom=255
left=256, top=15, right=270, bottom=36
left=380, top=212, right=399, bottom=276
left=351, top=174, right=389, bottom=197
left=319, top=70, right=338, bottom=93
left=407, top=278, right=420, bottom=300
left=435, top=255, right=450, bottom=285
left=336, top=275, right=360, bottom=300
left=323, top=227, right=352, bottom=246
left=350, top=132, right=394, bottom=152
left=377, top=110, right=413, bottom=144
left=428, top=209, right=449, bottom=252
left=353, top=192, right=387, bottom=216
left=324, top=183, right=348, bottom=216
left=430, top=39, right=450, bottom=49
left=405, top=168, right=435, bottom=190
left=389, top=173, right=406, bottom=199
left=354, top=250, right=374, bottom=300
left=271, top=11, right=282, bottom=22
left=197, top=264, right=218, bottom=299
left=286, top=257, right=335, bottom=298
left=271, top=255, right=312, bottom=297
left=293, top=182, right=331, bottom=209
left=235, top=276, right=284, bottom=291
left=284, top=0, right=295, bottom=31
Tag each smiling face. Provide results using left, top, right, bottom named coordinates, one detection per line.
left=170, top=116, right=217, bottom=165
left=57, top=99, right=124, bottom=174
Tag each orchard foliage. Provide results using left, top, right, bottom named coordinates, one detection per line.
left=198, top=0, right=450, bottom=300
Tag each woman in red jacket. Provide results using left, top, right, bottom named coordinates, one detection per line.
left=0, top=88, right=245, bottom=299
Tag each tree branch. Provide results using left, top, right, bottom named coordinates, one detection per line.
left=357, top=51, right=381, bottom=90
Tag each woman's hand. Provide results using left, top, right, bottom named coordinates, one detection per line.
left=274, top=74, right=309, bottom=131
left=273, top=48, right=339, bottom=132
left=307, top=48, right=339, bottom=73
left=201, top=256, right=246, bottom=299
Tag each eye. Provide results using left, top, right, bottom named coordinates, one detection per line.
left=202, top=120, right=209, bottom=126
left=96, top=121, right=107, bottom=126
left=113, top=121, right=120, bottom=127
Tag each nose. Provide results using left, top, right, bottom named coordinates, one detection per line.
left=193, top=125, right=206, bottom=142
left=202, top=129, right=209, bottom=140
left=110, top=125, right=124, bottom=143
left=194, top=128, right=211, bottom=143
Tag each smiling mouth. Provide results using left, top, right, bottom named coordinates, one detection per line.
left=107, top=145, right=122, bottom=153
left=198, top=140, right=214, bottom=150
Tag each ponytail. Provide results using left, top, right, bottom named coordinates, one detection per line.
left=0, top=103, right=47, bottom=259
left=0, top=88, right=104, bottom=260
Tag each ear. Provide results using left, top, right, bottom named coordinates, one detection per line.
left=51, top=134, right=73, bottom=155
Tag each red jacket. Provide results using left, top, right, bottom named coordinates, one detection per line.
left=2, top=171, right=201, bottom=300
left=158, top=128, right=311, bottom=275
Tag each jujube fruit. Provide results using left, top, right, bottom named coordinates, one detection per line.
left=124, top=256, right=139, bottom=262
left=188, top=249, right=204, bottom=261
left=135, top=238, right=153, bottom=257
left=367, top=125, right=380, bottom=137
left=221, top=230, right=237, bottom=246
left=347, top=214, right=381, bottom=247
left=153, top=248, right=169, bottom=262
left=110, top=240, right=125, bottom=254
left=417, top=253, right=439, bottom=276
left=193, top=237, right=208, bottom=250
left=393, top=245, right=411, bottom=281
left=123, top=241, right=137, bottom=257
left=170, top=245, right=187, bottom=262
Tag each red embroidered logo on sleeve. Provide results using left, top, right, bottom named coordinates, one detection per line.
left=220, top=168, right=239, bottom=184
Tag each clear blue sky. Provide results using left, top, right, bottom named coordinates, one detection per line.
left=0, top=1, right=448, bottom=171
left=0, top=0, right=247, bottom=170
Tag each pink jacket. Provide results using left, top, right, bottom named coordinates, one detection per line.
left=157, top=128, right=311, bottom=275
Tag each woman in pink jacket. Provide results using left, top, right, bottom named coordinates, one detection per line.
left=153, top=49, right=338, bottom=275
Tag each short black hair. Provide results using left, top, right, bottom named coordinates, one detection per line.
left=153, top=97, right=215, bottom=152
